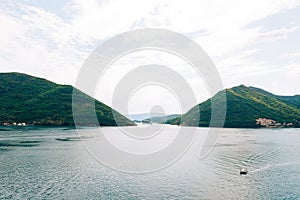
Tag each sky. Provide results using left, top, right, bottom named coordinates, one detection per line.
left=1, top=0, right=300, bottom=114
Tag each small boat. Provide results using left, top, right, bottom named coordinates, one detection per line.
left=240, top=168, right=248, bottom=175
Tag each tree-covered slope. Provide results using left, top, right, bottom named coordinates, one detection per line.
left=250, top=86, right=300, bottom=110
left=0, top=72, right=135, bottom=126
left=167, top=85, right=300, bottom=128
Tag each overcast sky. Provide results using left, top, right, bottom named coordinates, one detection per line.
left=1, top=0, right=300, bottom=114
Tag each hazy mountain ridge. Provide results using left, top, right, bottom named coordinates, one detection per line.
left=145, top=114, right=181, bottom=123
left=126, top=113, right=165, bottom=121
left=0, top=73, right=135, bottom=126
left=127, top=113, right=180, bottom=124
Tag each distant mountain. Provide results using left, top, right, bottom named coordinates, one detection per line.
left=0, top=73, right=135, bottom=126
left=127, top=113, right=180, bottom=123
left=146, top=114, right=181, bottom=124
left=126, top=112, right=165, bottom=121
left=167, top=85, right=300, bottom=128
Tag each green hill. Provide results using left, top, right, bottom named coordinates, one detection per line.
left=0, top=72, right=135, bottom=126
left=167, top=85, right=300, bottom=128
left=250, top=86, right=300, bottom=109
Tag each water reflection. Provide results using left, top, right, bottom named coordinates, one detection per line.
left=0, top=127, right=299, bottom=199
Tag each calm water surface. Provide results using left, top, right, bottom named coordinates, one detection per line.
left=0, top=126, right=300, bottom=199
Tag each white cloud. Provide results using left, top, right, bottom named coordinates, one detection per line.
left=1, top=0, right=300, bottom=112
left=68, top=0, right=163, bottom=41
left=251, top=27, right=297, bottom=43
left=286, top=62, right=300, bottom=77
left=0, top=3, right=88, bottom=84
left=283, top=52, right=300, bottom=59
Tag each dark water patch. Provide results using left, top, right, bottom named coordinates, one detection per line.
left=0, top=148, right=10, bottom=152
left=245, top=139, right=256, bottom=142
left=0, top=128, right=12, bottom=131
left=0, top=126, right=36, bottom=131
left=0, top=126, right=77, bottom=132
left=19, top=141, right=41, bottom=144
left=62, top=127, right=77, bottom=131
left=55, top=137, right=82, bottom=142
left=0, top=141, right=39, bottom=147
